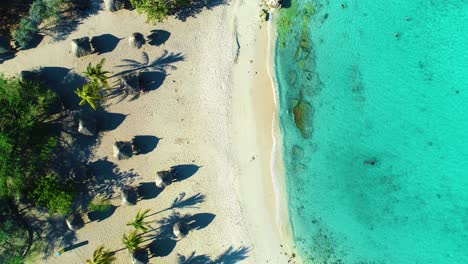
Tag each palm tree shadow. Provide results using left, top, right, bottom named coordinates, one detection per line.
left=150, top=192, right=206, bottom=216
left=176, top=246, right=251, bottom=264
left=108, top=51, right=184, bottom=102
left=114, top=51, right=184, bottom=77
left=177, top=251, right=211, bottom=264
left=213, top=246, right=251, bottom=264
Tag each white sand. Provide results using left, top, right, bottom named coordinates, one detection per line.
left=0, top=1, right=294, bottom=263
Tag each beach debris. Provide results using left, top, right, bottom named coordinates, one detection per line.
left=121, top=186, right=137, bottom=205
left=78, top=117, right=97, bottom=136
left=69, top=165, right=90, bottom=183
left=129, top=33, right=145, bottom=49
left=173, top=221, right=190, bottom=239
left=113, top=141, right=133, bottom=160
left=132, top=248, right=149, bottom=264
left=66, top=213, right=84, bottom=231
left=292, top=98, right=314, bottom=139
left=155, top=170, right=175, bottom=188
left=71, top=37, right=92, bottom=58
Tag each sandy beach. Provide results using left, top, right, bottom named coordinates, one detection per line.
left=0, top=1, right=293, bottom=263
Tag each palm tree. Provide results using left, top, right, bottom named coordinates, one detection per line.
left=85, top=245, right=116, bottom=264
left=84, top=58, right=110, bottom=88
left=122, top=230, right=142, bottom=253
left=126, top=209, right=151, bottom=232
left=75, top=82, right=103, bottom=110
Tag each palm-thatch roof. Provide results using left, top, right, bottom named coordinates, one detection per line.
left=71, top=37, right=92, bottom=58
left=113, top=141, right=133, bottom=160
left=129, top=33, right=145, bottom=49
left=155, top=170, right=175, bottom=188
left=69, top=165, right=89, bottom=183
left=104, top=0, right=118, bottom=11
left=132, top=248, right=149, bottom=264
left=78, top=117, right=97, bottom=136
left=66, top=213, right=84, bottom=231
left=173, top=221, right=190, bottom=239
left=121, top=186, right=137, bottom=205
left=120, top=74, right=141, bottom=95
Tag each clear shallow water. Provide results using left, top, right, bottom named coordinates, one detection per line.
left=275, top=1, right=468, bottom=263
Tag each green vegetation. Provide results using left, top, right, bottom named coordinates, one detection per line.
left=75, top=82, right=103, bottom=110
left=0, top=203, right=29, bottom=264
left=76, top=59, right=110, bottom=110
left=129, top=0, right=190, bottom=24
left=29, top=173, right=74, bottom=215
left=88, top=197, right=112, bottom=213
left=0, top=75, right=72, bottom=262
left=127, top=209, right=151, bottom=232
left=83, top=59, right=110, bottom=88
left=122, top=230, right=142, bottom=253
left=277, top=1, right=315, bottom=49
left=86, top=246, right=116, bottom=264
left=12, top=18, right=39, bottom=49
left=12, top=0, right=65, bottom=48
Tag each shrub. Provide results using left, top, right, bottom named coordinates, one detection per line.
left=29, top=173, right=74, bottom=215
left=130, top=0, right=170, bottom=24
left=12, top=18, right=39, bottom=49
left=88, top=198, right=112, bottom=213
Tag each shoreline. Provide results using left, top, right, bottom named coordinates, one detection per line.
left=231, top=2, right=299, bottom=263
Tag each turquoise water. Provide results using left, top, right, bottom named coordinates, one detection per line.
left=275, top=1, right=468, bottom=263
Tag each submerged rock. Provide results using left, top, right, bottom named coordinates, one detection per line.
left=292, top=145, right=304, bottom=160
left=288, top=70, right=297, bottom=86
left=292, top=99, right=314, bottom=139
left=71, top=37, right=92, bottom=58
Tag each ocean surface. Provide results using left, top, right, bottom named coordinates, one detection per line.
left=274, top=1, right=468, bottom=263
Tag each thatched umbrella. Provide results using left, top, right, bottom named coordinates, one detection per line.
left=173, top=221, right=190, bottom=239
left=66, top=213, right=84, bottom=231
left=132, top=248, right=149, bottom=264
left=129, top=33, right=145, bottom=49
left=113, top=141, right=133, bottom=160
left=71, top=37, right=92, bottom=58
left=104, top=0, right=118, bottom=11
left=121, top=186, right=137, bottom=205
left=155, top=170, right=175, bottom=188
left=78, top=117, right=97, bottom=136
left=120, top=74, right=141, bottom=95
left=69, top=165, right=89, bottom=183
